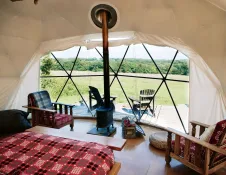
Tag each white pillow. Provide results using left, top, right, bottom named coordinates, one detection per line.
left=200, top=124, right=216, bottom=142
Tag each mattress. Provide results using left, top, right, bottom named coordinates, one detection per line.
left=0, top=132, right=114, bottom=175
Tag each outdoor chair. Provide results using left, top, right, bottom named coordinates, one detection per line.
left=129, top=89, right=155, bottom=118
left=23, top=90, right=74, bottom=130
left=165, top=120, right=226, bottom=175
left=88, top=86, right=116, bottom=111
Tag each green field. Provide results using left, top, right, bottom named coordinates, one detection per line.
left=40, top=71, right=189, bottom=106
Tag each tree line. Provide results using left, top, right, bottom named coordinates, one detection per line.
left=41, top=55, right=189, bottom=75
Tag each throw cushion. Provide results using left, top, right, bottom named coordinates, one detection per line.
left=209, top=120, right=226, bottom=145
left=0, top=110, right=31, bottom=134
left=200, top=124, right=216, bottom=142
left=28, top=90, right=52, bottom=109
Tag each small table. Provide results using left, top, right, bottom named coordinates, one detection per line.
left=122, top=117, right=136, bottom=139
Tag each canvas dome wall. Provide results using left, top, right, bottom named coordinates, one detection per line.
left=0, top=0, right=226, bottom=124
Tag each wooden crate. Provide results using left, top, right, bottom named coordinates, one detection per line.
left=122, top=117, right=136, bottom=139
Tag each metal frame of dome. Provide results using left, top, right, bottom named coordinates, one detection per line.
left=41, top=44, right=188, bottom=133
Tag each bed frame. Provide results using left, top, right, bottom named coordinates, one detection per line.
left=108, top=162, right=121, bottom=175
left=26, top=126, right=126, bottom=175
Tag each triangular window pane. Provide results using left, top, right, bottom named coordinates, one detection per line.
left=72, top=46, right=103, bottom=73
left=144, top=44, right=177, bottom=77
left=167, top=52, right=189, bottom=81
left=51, top=46, right=81, bottom=74
left=40, top=77, right=68, bottom=102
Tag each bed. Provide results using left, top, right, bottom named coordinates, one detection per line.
left=0, top=130, right=122, bottom=175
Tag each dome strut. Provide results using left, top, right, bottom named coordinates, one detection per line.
left=11, top=0, right=39, bottom=5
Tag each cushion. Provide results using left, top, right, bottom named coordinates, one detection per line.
left=54, top=113, right=73, bottom=127
left=28, top=90, right=52, bottom=109
left=200, top=124, right=216, bottom=142
left=0, top=110, right=31, bottom=134
left=209, top=120, right=226, bottom=145
left=42, top=113, right=73, bottom=127
left=149, top=131, right=169, bottom=150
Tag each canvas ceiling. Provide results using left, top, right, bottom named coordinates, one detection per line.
left=1, top=0, right=226, bottom=125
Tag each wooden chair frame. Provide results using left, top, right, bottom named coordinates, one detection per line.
left=129, top=89, right=155, bottom=118
left=88, top=86, right=116, bottom=111
left=165, top=121, right=226, bottom=175
left=23, top=102, right=74, bottom=130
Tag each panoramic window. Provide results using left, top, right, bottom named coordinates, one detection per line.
left=40, top=44, right=189, bottom=133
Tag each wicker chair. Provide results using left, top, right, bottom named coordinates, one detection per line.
left=165, top=120, right=226, bottom=175
left=23, top=90, right=74, bottom=130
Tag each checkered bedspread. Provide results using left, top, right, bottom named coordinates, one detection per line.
left=0, top=132, right=114, bottom=175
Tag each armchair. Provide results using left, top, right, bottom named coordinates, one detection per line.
left=165, top=120, right=226, bottom=175
left=23, top=90, right=74, bottom=130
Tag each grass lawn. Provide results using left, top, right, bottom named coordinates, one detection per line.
left=41, top=71, right=189, bottom=106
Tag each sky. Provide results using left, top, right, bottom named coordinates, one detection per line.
left=51, top=43, right=188, bottom=60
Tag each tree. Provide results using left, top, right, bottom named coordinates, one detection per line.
left=40, top=55, right=54, bottom=75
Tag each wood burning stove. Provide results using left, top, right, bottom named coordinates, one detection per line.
left=91, top=4, right=117, bottom=133
left=96, top=107, right=113, bottom=131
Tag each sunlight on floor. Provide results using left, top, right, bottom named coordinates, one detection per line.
left=71, top=103, right=189, bottom=133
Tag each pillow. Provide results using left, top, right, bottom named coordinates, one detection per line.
left=209, top=119, right=226, bottom=145
left=0, top=110, right=31, bottom=134
left=200, top=124, right=216, bottom=142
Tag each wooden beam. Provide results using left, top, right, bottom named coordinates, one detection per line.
left=209, top=161, right=226, bottom=174
left=174, top=135, right=180, bottom=155
left=184, top=138, right=190, bottom=161
left=23, top=105, right=56, bottom=113
left=190, top=120, right=210, bottom=129
left=165, top=131, right=172, bottom=164
left=204, top=148, right=210, bottom=175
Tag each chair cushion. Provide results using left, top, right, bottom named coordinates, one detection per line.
left=28, top=90, right=52, bottom=109
left=209, top=120, right=226, bottom=145
left=54, top=113, right=73, bottom=127
left=200, top=124, right=216, bottom=142
left=42, top=114, right=73, bottom=128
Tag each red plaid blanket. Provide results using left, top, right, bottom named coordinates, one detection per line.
left=0, top=132, right=114, bottom=175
